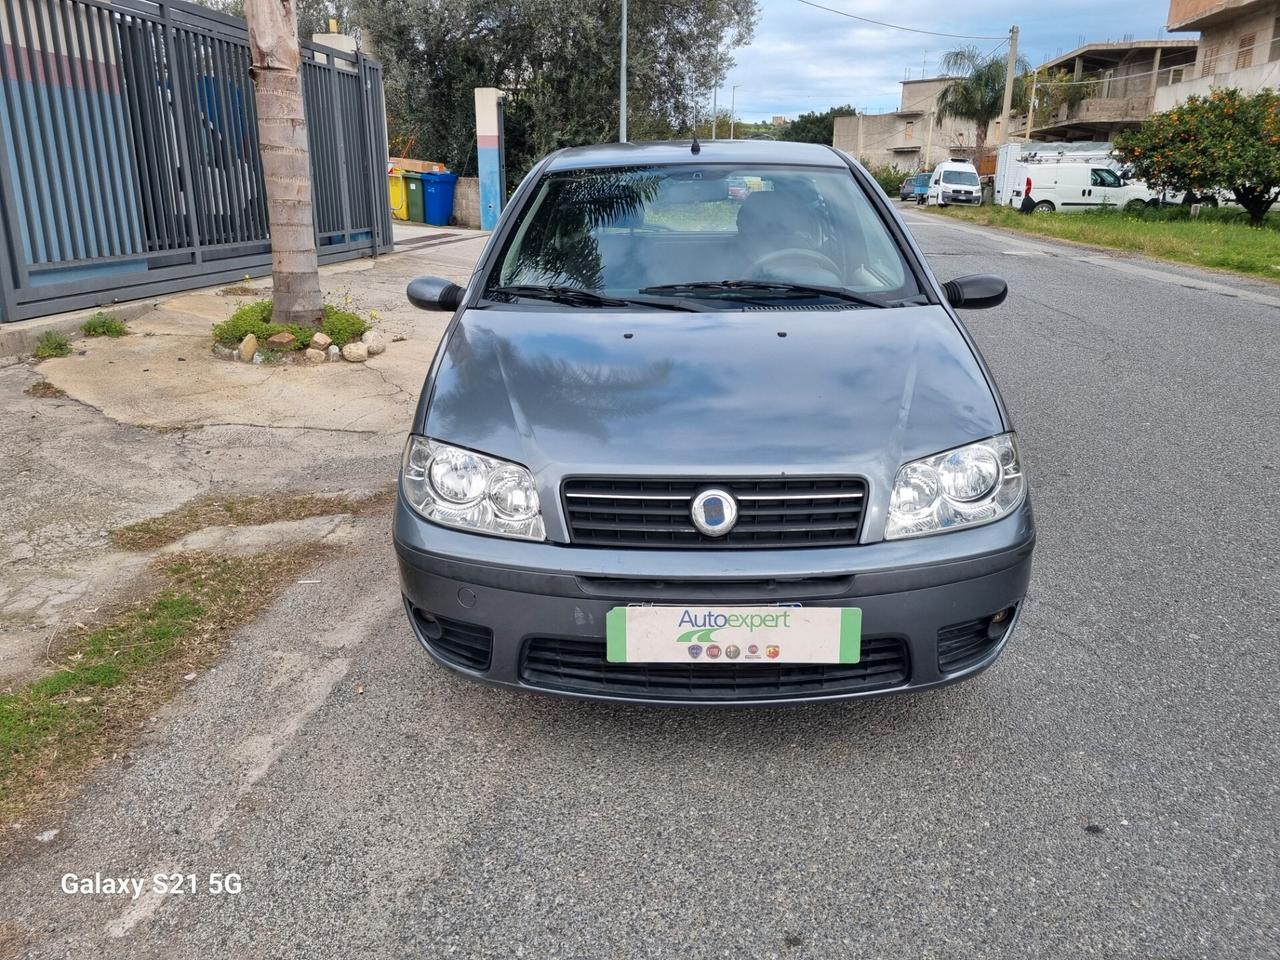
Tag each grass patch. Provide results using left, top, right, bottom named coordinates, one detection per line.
left=80, top=311, right=128, bottom=338
left=111, top=488, right=392, bottom=551
left=0, top=548, right=324, bottom=826
left=923, top=204, right=1280, bottom=283
left=211, top=300, right=370, bottom=350
left=34, top=331, right=71, bottom=360
left=25, top=380, right=67, bottom=399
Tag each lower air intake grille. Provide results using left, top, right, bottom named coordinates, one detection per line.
left=520, top=636, right=909, bottom=701
left=411, top=608, right=493, bottom=671
left=562, top=476, right=867, bottom=549
left=937, top=608, right=1016, bottom=674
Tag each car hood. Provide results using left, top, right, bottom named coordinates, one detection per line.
left=422, top=305, right=1003, bottom=523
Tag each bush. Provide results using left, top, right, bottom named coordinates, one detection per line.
left=211, top=300, right=371, bottom=350
left=863, top=163, right=910, bottom=198
left=34, top=331, right=72, bottom=359
left=211, top=300, right=313, bottom=351
left=319, top=304, right=368, bottom=347
left=81, top=312, right=128, bottom=338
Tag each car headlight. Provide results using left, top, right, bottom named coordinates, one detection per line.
left=401, top=437, right=545, bottom=541
left=885, top=433, right=1025, bottom=540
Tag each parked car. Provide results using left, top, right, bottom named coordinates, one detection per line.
left=926, top=159, right=982, bottom=206
left=396, top=140, right=1034, bottom=705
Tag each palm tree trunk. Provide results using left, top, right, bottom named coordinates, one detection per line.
left=244, top=0, right=322, bottom=327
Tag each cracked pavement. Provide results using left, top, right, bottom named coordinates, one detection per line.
left=0, top=233, right=488, bottom=683
left=1, top=213, right=1277, bottom=958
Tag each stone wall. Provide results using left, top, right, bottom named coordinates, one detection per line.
left=452, top=177, right=482, bottom=228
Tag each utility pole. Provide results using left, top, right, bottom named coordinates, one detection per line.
left=730, top=83, right=741, bottom=139
left=1026, top=68, right=1038, bottom=140
left=997, top=24, right=1019, bottom=147
left=856, top=112, right=864, bottom=161
left=711, top=87, right=718, bottom=140
left=619, top=0, right=628, bottom=142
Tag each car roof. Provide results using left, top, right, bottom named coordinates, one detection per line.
left=544, top=140, right=848, bottom=172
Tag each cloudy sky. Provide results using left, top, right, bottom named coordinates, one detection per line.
left=726, top=0, right=1179, bottom=121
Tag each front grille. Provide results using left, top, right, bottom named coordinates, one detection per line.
left=937, top=607, right=1016, bottom=674
left=562, top=476, right=867, bottom=549
left=520, top=636, right=909, bottom=701
left=411, top=608, right=493, bottom=671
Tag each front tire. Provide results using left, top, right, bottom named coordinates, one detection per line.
left=1125, top=199, right=1147, bottom=212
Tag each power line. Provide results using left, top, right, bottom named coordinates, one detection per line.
left=794, top=0, right=1007, bottom=41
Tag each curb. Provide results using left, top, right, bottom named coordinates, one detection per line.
left=0, top=300, right=162, bottom=361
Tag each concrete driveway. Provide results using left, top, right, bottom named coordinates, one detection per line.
left=1, top=214, right=1277, bottom=958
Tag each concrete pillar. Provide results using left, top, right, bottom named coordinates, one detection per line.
left=474, top=88, right=506, bottom=231
left=1073, top=56, right=1084, bottom=81
left=1150, top=47, right=1163, bottom=96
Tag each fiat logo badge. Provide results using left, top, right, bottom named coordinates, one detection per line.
left=690, top=488, right=738, bottom=537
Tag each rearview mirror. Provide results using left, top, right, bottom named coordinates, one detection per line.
left=407, top=276, right=464, bottom=312
left=942, top=274, right=1007, bottom=310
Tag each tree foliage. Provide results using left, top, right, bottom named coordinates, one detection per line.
left=1029, top=69, right=1097, bottom=131
left=354, top=0, right=758, bottom=186
left=776, top=104, right=856, bottom=144
left=192, top=0, right=352, bottom=36
left=1115, top=89, right=1280, bottom=225
left=936, top=46, right=1028, bottom=157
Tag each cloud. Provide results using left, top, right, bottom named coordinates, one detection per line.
left=725, top=0, right=1178, bottom=120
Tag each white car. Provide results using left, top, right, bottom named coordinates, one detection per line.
left=926, top=160, right=982, bottom=207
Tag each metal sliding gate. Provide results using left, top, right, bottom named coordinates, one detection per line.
left=0, top=0, right=393, bottom=322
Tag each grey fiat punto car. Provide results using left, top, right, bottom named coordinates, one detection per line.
left=394, top=140, right=1035, bottom=705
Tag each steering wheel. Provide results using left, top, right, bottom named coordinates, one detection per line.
left=748, top=247, right=842, bottom=283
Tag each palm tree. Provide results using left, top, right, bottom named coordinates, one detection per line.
left=244, top=0, right=323, bottom=327
left=936, top=47, right=1029, bottom=159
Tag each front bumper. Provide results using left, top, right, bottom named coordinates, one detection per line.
left=942, top=193, right=981, bottom=204
left=394, top=496, right=1035, bottom=705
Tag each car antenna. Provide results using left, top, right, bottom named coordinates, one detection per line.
left=690, top=134, right=701, bottom=155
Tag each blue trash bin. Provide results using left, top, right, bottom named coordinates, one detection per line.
left=421, top=171, right=459, bottom=226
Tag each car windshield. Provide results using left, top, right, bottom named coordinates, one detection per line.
left=485, top=164, right=919, bottom=306
left=942, top=170, right=979, bottom=186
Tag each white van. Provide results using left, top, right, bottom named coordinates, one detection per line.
left=998, top=158, right=1162, bottom=212
left=926, top=159, right=982, bottom=207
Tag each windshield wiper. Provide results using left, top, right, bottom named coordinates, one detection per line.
left=490, top=285, right=630, bottom=307
left=639, top=280, right=891, bottom=309
left=488, top=284, right=700, bottom=312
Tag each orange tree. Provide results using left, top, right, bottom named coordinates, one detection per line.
left=1115, top=89, right=1280, bottom=225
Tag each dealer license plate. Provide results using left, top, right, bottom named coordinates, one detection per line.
left=605, top=606, right=861, bottom=664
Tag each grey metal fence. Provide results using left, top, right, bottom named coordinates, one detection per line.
left=0, top=0, right=393, bottom=323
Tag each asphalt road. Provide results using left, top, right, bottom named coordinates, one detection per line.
left=3, top=209, right=1278, bottom=959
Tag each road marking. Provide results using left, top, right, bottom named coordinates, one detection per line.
left=902, top=213, right=1280, bottom=310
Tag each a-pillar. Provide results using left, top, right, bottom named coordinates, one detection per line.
left=474, top=88, right=506, bottom=231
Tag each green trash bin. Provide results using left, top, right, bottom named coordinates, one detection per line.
left=403, top=171, right=426, bottom=223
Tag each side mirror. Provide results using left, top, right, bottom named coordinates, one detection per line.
left=942, top=274, right=1007, bottom=310
left=407, top=276, right=464, bottom=312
